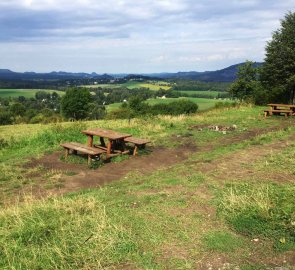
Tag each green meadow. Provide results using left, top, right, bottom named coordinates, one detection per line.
left=177, top=90, right=224, bottom=97
left=0, top=105, right=294, bottom=269
left=0, top=89, right=65, bottom=98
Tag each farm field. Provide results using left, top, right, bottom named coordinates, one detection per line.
left=0, top=89, right=65, bottom=98
left=83, top=80, right=171, bottom=91
left=177, top=90, right=224, bottom=97
left=107, top=97, right=221, bottom=112
left=0, top=105, right=295, bottom=269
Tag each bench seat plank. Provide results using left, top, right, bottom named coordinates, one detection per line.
left=264, top=109, right=292, bottom=113
left=60, top=142, right=106, bottom=155
left=124, top=137, right=151, bottom=145
left=124, top=137, right=150, bottom=155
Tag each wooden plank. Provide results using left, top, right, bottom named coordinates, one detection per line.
left=268, top=103, right=295, bottom=108
left=81, top=128, right=132, bottom=140
left=264, top=109, right=292, bottom=113
left=124, top=137, right=151, bottom=145
left=60, top=142, right=106, bottom=155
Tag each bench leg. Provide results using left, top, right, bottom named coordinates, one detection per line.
left=65, top=148, right=69, bottom=159
left=88, top=154, right=92, bottom=165
left=264, top=111, right=268, bottom=118
left=133, top=145, right=138, bottom=156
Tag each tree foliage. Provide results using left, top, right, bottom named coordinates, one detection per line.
left=229, top=61, right=264, bottom=103
left=260, top=11, right=295, bottom=103
left=61, top=88, right=92, bottom=120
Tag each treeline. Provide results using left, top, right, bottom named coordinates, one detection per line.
left=108, top=96, right=198, bottom=119
left=231, top=12, right=295, bottom=105
left=0, top=91, right=65, bottom=125
left=0, top=87, right=201, bottom=125
left=170, top=79, right=230, bottom=92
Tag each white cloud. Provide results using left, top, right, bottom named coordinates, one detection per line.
left=0, top=0, right=293, bottom=72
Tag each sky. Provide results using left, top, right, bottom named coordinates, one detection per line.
left=0, top=0, right=294, bottom=73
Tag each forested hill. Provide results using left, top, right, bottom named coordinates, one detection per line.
left=148, top=62, right=263, bottom=82
left=0, top=62, right=262, bottom=82
left=0, top=69, right=113, bottom=80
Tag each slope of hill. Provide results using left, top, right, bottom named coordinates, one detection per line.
left=148, top=62, right=263, bottom=82
left=0, top=62, right=262, bottom=82
left=0, top=106, right=294, bottom=269
left=0, top=69, right=113, bottom=80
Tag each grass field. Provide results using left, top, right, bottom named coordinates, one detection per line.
left=83, top=81, right=171, bottom=91
left=107, top=97, right=220, bottom=112
left=177, top=90, right=224, bottom=97
left=0, top=106, right=295, bottom=269
left=0, top=89, right=65, bottom=98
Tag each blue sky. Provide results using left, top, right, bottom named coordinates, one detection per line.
left=0, top=0, right=293, bottom=73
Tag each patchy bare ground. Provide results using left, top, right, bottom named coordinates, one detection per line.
left=20, top=123, right=295, bottom=200
left=23, top=145, right=195, bottom=197
left=197, top=133, right=295, bottom=184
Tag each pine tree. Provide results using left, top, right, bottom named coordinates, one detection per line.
left=260, top=12, right=295, bottom=103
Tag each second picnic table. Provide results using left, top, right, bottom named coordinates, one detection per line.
left=264, top=103, right=295, bottom=117
left=81, top=128, right=132, bottom=158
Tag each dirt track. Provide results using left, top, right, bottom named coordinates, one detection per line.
left=21, top=122, right=294, bottom=198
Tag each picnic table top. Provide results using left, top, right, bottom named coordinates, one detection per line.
left=268, top=103, right=295, bottom=108
left=81, top=128, right=132, bottom=140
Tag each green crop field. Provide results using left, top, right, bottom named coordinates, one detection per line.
left=177, top=90, right=224, bottom=97
left=83, top=80, right=171, bottom=91
left=0, top=105, right=294, bottom=269
left=0, top=89, right=65, bottom=98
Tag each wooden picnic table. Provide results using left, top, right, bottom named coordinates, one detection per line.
left=81, top=128, right=132, bottom=158
left=264, top=103, right=295, bottom=117
left=268, top=103, right=295, bottom=110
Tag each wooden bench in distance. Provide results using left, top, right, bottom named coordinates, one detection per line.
left=124, top=137, right=151, bottom=156
left=264, top=109, right=292, bottom=118
left=60, top=142, right=106, bottom=165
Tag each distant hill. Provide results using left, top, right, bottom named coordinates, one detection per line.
left=147, top=62, right=263, bottom=82
left=0, top=62, right=262, bottom=82
left=0, top=69, right=113, bottom=80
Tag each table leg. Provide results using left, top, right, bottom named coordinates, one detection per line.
left=87, top=135, right=93, bottom=147
left=107, top=140, right=112, bottom=158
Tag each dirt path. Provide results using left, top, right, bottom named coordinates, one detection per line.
left=25, top=145, right=195, bottom=197
left=197, top=133, right=295, bottom=184
left=22, top=122, right=293, bottom=198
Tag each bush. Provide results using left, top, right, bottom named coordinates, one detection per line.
left=149, top=100, right=198, bottom=115
left=0, top=111, right=13, bottom=125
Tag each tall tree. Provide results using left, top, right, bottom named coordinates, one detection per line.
left=61, top=88, right=92, bottom=120
left=260, top=12, right=295, bottom=103
left=230, top=61, right=260, bottom=102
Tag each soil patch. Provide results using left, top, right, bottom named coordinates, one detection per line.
left=23, top=145, right=195, bottom=197
left=21, top=122, right=294, bottom=198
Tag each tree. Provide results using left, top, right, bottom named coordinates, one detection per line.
left=10, top=103, right=26, bottom=116
left=35, top=91, right=50, bottom=100
left=230, top=61, right=264, bottom=103
left=61, top=88, right=92, bottom=120
left=260, top=12, right=295, bottom=103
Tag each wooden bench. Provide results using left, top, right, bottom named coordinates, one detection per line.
left=264, top=109, right=292, bottom=118
left=60, top=142, right=106, bottom=165
left=124, top=137, right=151, bottom=155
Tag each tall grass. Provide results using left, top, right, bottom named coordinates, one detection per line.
left=0, top=196, right=137, bottom=269
left=218, top=183, right=295, bottom=251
